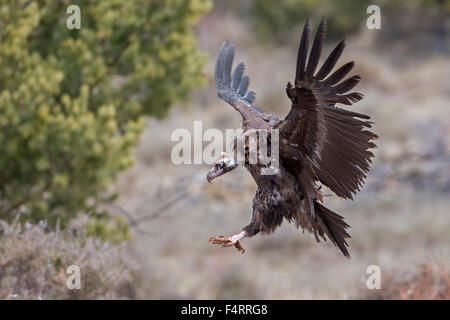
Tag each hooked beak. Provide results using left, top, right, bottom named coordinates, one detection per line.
left=207, top=168, right=223, bottom=183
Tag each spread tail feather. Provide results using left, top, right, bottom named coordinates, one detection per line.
left=314, top=201, right=351, bottom=258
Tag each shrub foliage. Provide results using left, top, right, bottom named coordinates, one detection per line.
left=0, top=220, right=136, bottom=299
left=0, top=0, right=211, bottom=228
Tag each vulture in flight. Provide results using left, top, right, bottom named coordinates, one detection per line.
left=207, top=18, right=377, bottom=258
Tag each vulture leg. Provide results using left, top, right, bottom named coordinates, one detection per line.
left=208, top=231, right=247, bottom=254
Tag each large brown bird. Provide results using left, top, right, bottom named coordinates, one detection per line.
left=207, top=18, right=377, bottom=258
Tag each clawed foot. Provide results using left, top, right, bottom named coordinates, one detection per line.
left=208, top=231, right=246, bottom=254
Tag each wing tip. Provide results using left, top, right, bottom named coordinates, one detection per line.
left=215, top=40, right=236, bottom=88
left=296, top=18, right=312, bottom=84
left=306, top=16, right=328, bottom=79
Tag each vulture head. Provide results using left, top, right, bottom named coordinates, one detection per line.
left=207, top=152, right=238, bottom=183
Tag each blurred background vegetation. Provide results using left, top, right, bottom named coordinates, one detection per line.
left=0, top=0, right=449, bottom=299
left=217, top=0, right=449, bottom=45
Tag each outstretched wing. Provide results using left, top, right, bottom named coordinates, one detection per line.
left=215, top=41, right=277, bottom=128
left=278, top=18, right=377, bottom=212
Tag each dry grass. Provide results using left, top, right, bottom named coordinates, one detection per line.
left=358, top=262, right=450, bottom=300
left=0, top=220, right=137, bottom=299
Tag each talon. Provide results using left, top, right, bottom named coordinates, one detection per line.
left=208, top=231, right=247, bottom=254
left=234, top=240, right=245, bottom=254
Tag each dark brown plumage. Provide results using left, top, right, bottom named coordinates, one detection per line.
left=207, top=18, right=377, bottom=258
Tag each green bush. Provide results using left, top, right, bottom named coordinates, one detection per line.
left=0, top=0, right=211, bottom=230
